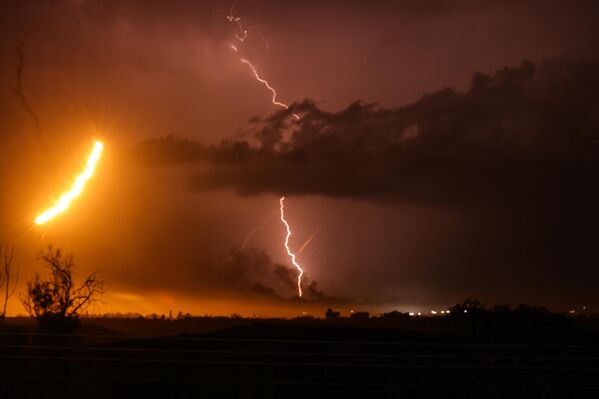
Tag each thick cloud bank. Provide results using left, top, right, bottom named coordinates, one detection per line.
left=134, top=59, right=599, bottom=207
left=131, top=59, right=599, bottom=307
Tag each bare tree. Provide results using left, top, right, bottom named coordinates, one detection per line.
left=22, top=246, right=103, bottom=321
left=0, top=245, right=18, bottom=327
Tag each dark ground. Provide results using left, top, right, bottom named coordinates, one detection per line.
left=1, top=308, right=598, bottom=398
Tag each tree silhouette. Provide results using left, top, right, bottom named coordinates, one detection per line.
left=0, top=245, right=18, bottom=327
left=22, top=246, right=103, bottom=330
left=449, top=297, right=488, bottom=315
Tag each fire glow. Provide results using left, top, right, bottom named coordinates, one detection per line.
left=35, top=141, right=104, bottom=225
left=279, top=196, right=304, bottom=297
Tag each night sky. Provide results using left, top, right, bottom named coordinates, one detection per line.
left=1, top=0, right=598, bottom=316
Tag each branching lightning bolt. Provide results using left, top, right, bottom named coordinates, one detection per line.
left=228, top=212, right=276, bottom=259
left=279, top=196, right=304, bottom=297
left=227, top=3, right=299, bottom=120
left=15, top=42, right=55, bottom=163
left=227, top=3, right=306, bottom=297
left=298, top=231, right=318, bottom=255
left=226, top=1, right=248, bottom=42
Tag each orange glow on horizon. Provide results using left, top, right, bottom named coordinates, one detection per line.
left=35, top=140, right=104, bottom=225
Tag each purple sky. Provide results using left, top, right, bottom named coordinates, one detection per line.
left=0, top=0, right=598, bottom=316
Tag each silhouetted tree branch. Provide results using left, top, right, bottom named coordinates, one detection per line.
left=0, top=245, right=18, bottom=327
left=22, top=246, right=103, bottom=326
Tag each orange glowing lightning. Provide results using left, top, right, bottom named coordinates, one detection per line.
left=279, top=196, right=304, bottom=297
left=35, top=141, right=104, bottom=225
left=227, top=5, right=299, bottom=120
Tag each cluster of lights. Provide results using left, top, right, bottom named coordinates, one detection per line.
left=568, top=306, right=588, bottom=315
left=408, top=309, right=452, bottom=317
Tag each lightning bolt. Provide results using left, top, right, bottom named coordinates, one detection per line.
left=227, top=3, right=299, bottom=120
left=298, top=231, right=318, bottom=255
left=15, top=42, right=54, bottom=163
left=227, top=3, right=305, bottom=296
left=35, top=141, right=104, bottom=225
left=226, top=1, right=248, bottom=42
left=228, top=212, right=276, bottom=259
left=279, top=196, right=304, bottom=297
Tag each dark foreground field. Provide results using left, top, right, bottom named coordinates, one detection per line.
left=1, top=310, right=598, bottom=398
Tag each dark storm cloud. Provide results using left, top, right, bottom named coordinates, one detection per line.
left=130, top=135, right=205, bottom=166
left=135, top=59, right=599, bottom=206
left=131, top=59, right=599, bottom=308
left=2, top=0, right=599, bottom=312
left=213, top=248, right=327, bottom=301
